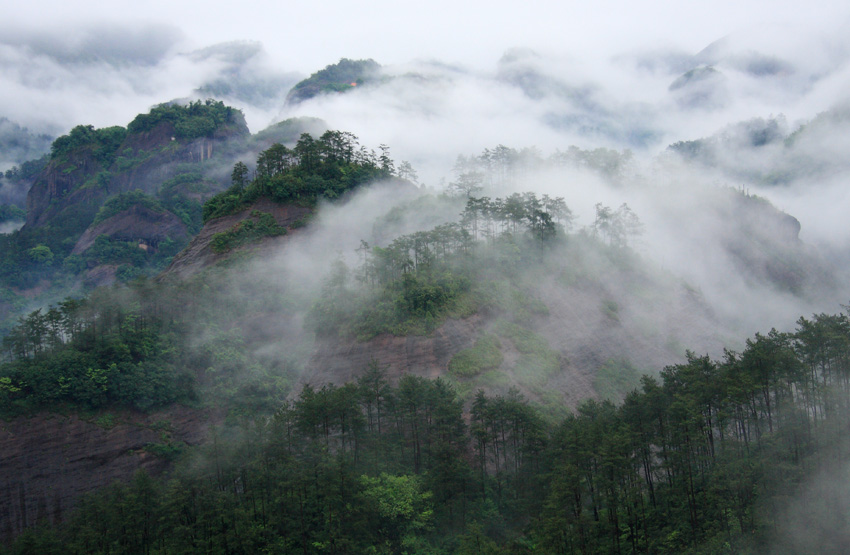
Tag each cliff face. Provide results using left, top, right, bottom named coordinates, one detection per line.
left=162, top=198, right=313, bottom=279
left=303, top=270, right=725, bottom=409
left=305, top=316, right=483, bottom=386
left=72, top=205, right=189, bottom=255
left=718, top=193, right=817, bottom=293
left=25, top=148, right=100, bottom=228
left=0, top=405, right=218, bottom=544
left=24, top=119, right=247, bottom=232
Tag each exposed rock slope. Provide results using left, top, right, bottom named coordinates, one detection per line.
left=72, top=204, right=188, bottom=255
left=162, top=198, right=312, bottom=279
left=0, top=405, right=219, bottom=544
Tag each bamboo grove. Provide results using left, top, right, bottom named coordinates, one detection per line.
left=7, top=311, right=850, bottom=553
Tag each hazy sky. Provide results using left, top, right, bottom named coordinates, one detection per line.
left=7, top=1, right=850, bottom=71
left=3, top=0, right=850, bottom=339
left=0, top=0, right=850, bottom=141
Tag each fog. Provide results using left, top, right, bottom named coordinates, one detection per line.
left=3, top=3, right=850, bottom=548
left=0, top=2, right=848, bottom=344
left=1, top=0, right=848, bottom=368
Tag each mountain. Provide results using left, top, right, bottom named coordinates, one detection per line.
left=285, top=58, right=381, bottom=105
left=0, top=118, right=53, bottom=171
left=25, top=100, right=248, bottom=229
left=3, top=38, right=850, bottom=547
left=0, top=104, right=327, bottom=335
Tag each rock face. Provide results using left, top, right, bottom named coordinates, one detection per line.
left=72, top=205, right=189, bottom=255
left=303, top=237, right=730, bottom=409
left=24, top=118, right=248, bottom=231
left=162, top=198, right=312, bottom=279
left=717, top=192, right=829, bottom=295
left=82, top=264, right=119, bottom=288
left=305, top=316, right=484, bottom=387
left=0, top=405, right=218, bottom=544
left=25, top=149, right=100, bottom=228
left=303, top=273, right=725, bottom=409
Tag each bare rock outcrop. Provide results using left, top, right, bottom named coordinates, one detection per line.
left=72, top=205, right=188, bottom=255
left=0, top=405, right=219, bottom=544
left=305, top=316, right=483, bottom=387
left=162, top=198, right=312, bottom=279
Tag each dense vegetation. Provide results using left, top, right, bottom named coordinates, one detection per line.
left=203, top=130, right=397, bottom=222
left=209, top=210, right=286, bottom=254
left=0, top=289, right=192, bottom=413
left=126, top=99, right=245, bottom=140
left=49, top=125, right=128, bottom=166
left=307, top=192, right=638, bottom=341
left=3, top=117, right=849, bottom=553
left=0, top=205, right=25, bottom=225
left=287, top=58, right=381, bottom=104
left=0, top=101, right=258, bottom=334
left=2, top=155, right=48, bottom=185
left=7, top=312, right=850, bottom=553
left=0, top=265, right=303, bottom=417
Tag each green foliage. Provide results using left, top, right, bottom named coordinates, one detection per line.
left=203, top=130, right=393, bottom=222
left=126, top=99, right=242, bottom=140
left=0, top=204, right=25, bottom=223
left=143, top=441, right=185, bottom=461
left=50, top=125, right=127, bottom=166
left=209, top=210, right=286, bottom=254
left=12, top=312, right=850, bottom=552
left=92, top=190, right=164, bottom=225
left=593, top=357, right=643, bottom=401
left=201, top=188, right=244, bottom=222
left=306, top=194, right=567, bottom=341
left=493, top=320, right=550, bottom=357
left=308, top=265, right=474, bottom=340
left=3, top=154, right=49, bottom=182
left=85, top=235, right=146, bottom=266
left=9, top=370, right=479, bottom=553
left=0, top=100, right=261, bottom=351
left=156, top=172, right=207, bottom=234
left=490, top=320, right=561, bottom=395
left=0, top=294, right=194, bottom=415
left=361, top=473, right=434, bottom=550
left=94, top=412, right=116, bottom=428
left=250, top=116, right=326, bottom=146
left=76, top=234, right=186, bottom=280
left=449, top=334, right=503, bottom=377
left=288, top=58, right=380, bottom=103
left=26, top=244, right=53, bottom=265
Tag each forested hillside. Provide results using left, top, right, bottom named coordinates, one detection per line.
left=3, top=123, right=845, bottom=551
left=0, top=102, right=328, bottom=335
left=3, top=32, right=850, bottom=552
left=0, top=128, right=404, bottom=418
left=6, top=311, right=850, bottom=553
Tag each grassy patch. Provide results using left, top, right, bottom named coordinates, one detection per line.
left=476, top=279, right=549, bottom=322
left=494, top=320, right=552, bottom=356
left=448, top=335, right=503, bottom=378
left=143, top=441, right=185, bottom=461
left=94, top=412, right=116, bottom=429
left=210, top=211, right=286, bottom=254
left=601, top=299, right=620, bottom=322
left=593, top=358, right=643, bottom=402
left=476, top=369, right=512, bottom=390
left=494, top=320, right=561, bottom=394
